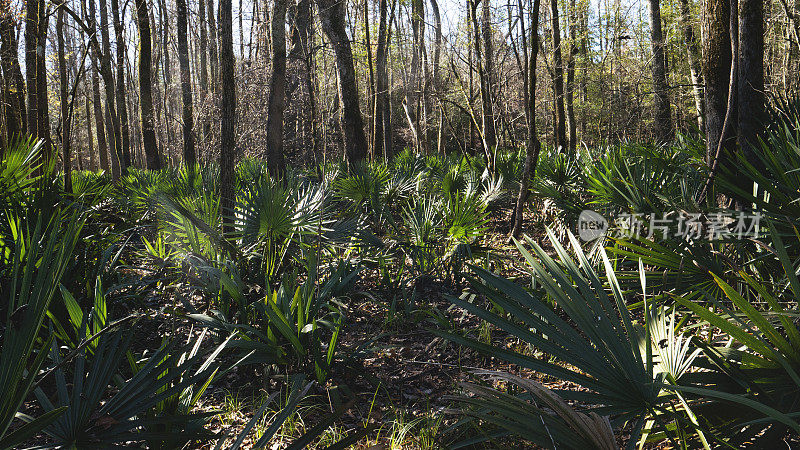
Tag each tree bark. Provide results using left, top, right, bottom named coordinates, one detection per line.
left=373, top=0, right=393, bottom=159
left=111, top=0, right=132, bottom=168
left=737, top=0, right=764, bottom=162
left=266, top=0, right=287, bottom=177
left=207, top=0, right=219, bottom=92
left=176, top=0, right=196, bottom=168
left=24, top=0, right=38, bottom=139
left=512, top=0, right=541, bottom=238
left=85, top=85, right=96, bottom=170
left=565, top=0, right=577, bottom=153
left=0, top=8, right=25, bottom=146
left=316, top=0, right=369, bottom=167
left=97, top=0, right=124, bottom=178
left=678, top=0, right=706, bottom=132
left=648, top=0, right=673, bottom=143
left=482, top=0, right=497, bottom=153
left=57, top=4, right=72, bottom=192
left=135, top=0, right=162, bottom=170
left=219, top=0, right=236, bottom=233
left=549, top=0, right=567, bottom=152
left=35, top=0, right=51, bottom=162
left=702, top=0, right=736, bottom=167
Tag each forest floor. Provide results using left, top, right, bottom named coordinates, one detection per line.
left=102, top=206, right=555, bottom=449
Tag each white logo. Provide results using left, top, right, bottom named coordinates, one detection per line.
left=578, top=210, right=608, bottom=242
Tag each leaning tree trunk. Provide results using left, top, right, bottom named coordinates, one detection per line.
left=111, top=0, right=132, bottom=167
left=135, top=0, right=162, bottom=170
left=550, top=0, right=567, bottom=152
left=219, top=0, right=236, bottom=234
left=316, top=0, right=369, bottom=167
left=648, top=0, right=673, bottom=143
left=57, top=5, right=72, bottom=192
left=678, top=0, right=706, bottom=132
left=512, top=0, right=542, bottom=238
left=701, top=0, right=736, bottom=167
left=176, top=0, right=196, bottom=169
left=266, top=0, right=287, bottom=177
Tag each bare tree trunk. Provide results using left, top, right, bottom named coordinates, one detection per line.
left=219, top=0, right=236, bottom=233
left=565, top=0, right=577, bottom=153
left=364, top=0, right=375, bottom=157
left=111, top=0, right=132, bottom=168
left=550, top=0, right=567, bottom=152
left=738, top=0, right=764, bottom=162
left=90, top=46, right=109, bottom=172
left=24, top=0, right=38, bottom=139
left=373, top=0, right=393, bottom=158
left=176, top=0, right=196, bottom=168
left=407, top=0, right=423, bottom=153
left=97, top=0, right=124, bottom=178
left=266, top=0, right=287, bottom=177
left=678, top=0, right=706, bottom=132
left=57, top=4, right=72, bottom=192
left=512, top=0, right=541, bottom=238
left=316, top=0, right=369, bottom=167
left=135, top=0, right=162, bottom=169
left=702, top=0, right=736, bottom=167
left=85, top=85, right=96, bottom=170
left=648, top=0, right=673, bottom=143
left=482, top=0, right=496, bottom=154
left=207, top=0, right=219, bottom=92
left=35, top=0, right=50, bottom=164
left=0, top=9, right=25, bottom=147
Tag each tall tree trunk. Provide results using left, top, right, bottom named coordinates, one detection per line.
left=90, top=46, right=110, bottom=172
left=24, top=0, right=38, bottom=139
left=176, top=0, right=196, bottom=168
left=35, top=0, right=50, bottom=162
left=702, top=0, right=736, bottom=167
left=738, top=0, right=764, bottom=162
left=85, top=85, right=96, bottom=170
left=373, top=0, right=392, bottom=158
left=512, top=0, right=541, bottom=237
left=135, top=0, right=162, bottom=170
left=57, top=4, right=72, bottom=192
left=648, top=0, right=673, bottom=143
left=266, top=0, right=287, bottom=177
left=316, top=0, right=369, bottom=167
left=482, top=0, right=497, bottom=154
left=550, top=0, right=567, bottom=152
left=289, top=0, right=317, bottom=156
left=111, top=0, right=132, bottom=168
left=159, top=0, right=173, bottom=152
left=219, top=0, right=236, bottom=233
left=678, top=0, right=706, bottom=132
left=207, top=0, right=220, bottom=92
left=408, top=0, right=424, bottom=153
left=0, top=9, right=25, bottom=146
left=469, top=0, right=491, bottom=164
left=364, top=0, right=375, bottom=157
left=97, top=0, right=124, bottom=178
left=565, top=0, right=577, bottom=153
